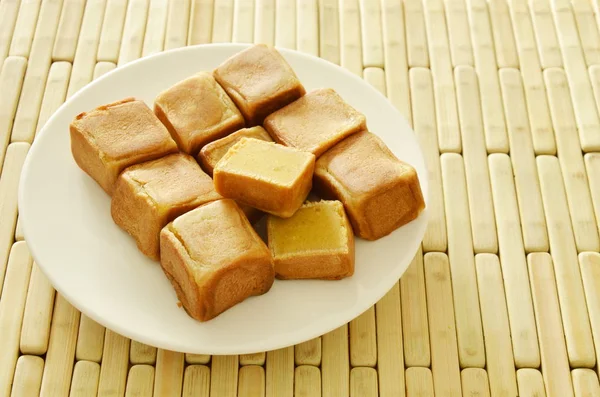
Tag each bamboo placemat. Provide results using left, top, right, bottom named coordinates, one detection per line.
left=1, top=0, right=600, bottom=395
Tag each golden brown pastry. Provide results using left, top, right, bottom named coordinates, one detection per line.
left=111, top=153, right=222, bottom=260
left=198, top=126, right=273, bottom=176
left=263, top=88, right=366, bottom=157
left=213, top=138, right=315, bottom=218
left=267, top=200, right=354, bottom=280
left=314, top=131, right=426, bottom=240
left=70, top=97, right=178, bottom=195
left=154, top=72, right=245, bottom=155
left=159, top=199, right=275, bottom=322
left=213, top=44, right=306, bottom=126
left=198, top=126, right=274, bottom=224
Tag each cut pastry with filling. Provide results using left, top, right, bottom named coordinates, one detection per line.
left=198, top=126, right=274, bottom=223
left=159, top=199, right=275, bottom=322
left=213, top=138, right=315, bottom=218
left=198, top=126, right=273, bottom=176
left=267, top=200, right=355, bottom=280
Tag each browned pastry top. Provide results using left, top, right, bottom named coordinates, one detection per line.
left=169, top=199, right=268, bottom=272
left=71, top=97, right=177, bottom=160
left=214, top=44, right=302, bottom=101
left=317, top=130, right=412, bottom=197
left=121, top=153, right=221, bottom=208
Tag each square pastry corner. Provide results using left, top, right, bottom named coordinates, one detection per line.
left=314, top=131, right=425, bottom=240
left=70, top=97, right=178, bottom=195
left=159, top=199, right=275, bottom=322
left=213, top=44, right=306, bottom=126
left=111, top=153, right=221, bottom=260
left=154, top=72, right=245, bottom=155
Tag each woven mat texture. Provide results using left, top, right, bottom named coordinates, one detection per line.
left=2, top=0, right=600, bottom=396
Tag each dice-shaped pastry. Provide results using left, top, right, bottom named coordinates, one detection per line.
left=160, top=199, right=275, bottom=322
left=198, top=126, right=274, bottom=224
left=213, top=138, right=315, bottom=218
left=314, top=131, right=426, bottom=240
left=213, top=44, right=306, bottom=126
left=70, top=98, right=178, bottom=195
left=267, top=200, right=355, bottom=280
left=264, top=88, right=366, bottom=157
left=154, top=72, right=245, bottom=155
left=111, top=153, right=222, bottom=260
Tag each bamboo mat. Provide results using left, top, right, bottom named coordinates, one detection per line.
left=2, top=0, right=600, bottom=395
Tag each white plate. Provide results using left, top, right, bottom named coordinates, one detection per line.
left=18, top=44, right=429, bottom=355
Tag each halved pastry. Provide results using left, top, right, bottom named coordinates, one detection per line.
left=267, top=200, right=355, bottom=280
left=198, top=126, right=273, bottom=176
left=159, top=199, right=275, bottom=322
left=111, top=153, right=221, bottom=260
left=213, top=138, right=315, bottom=218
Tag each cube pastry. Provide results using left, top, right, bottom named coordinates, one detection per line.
left=267, top=200, right=355, bottom=280
left=314, top=131, right=425, bottom=240
left=154, top=72, right=245, bottom=155
left=111, top=153, right=222, bottom=260
left=198, top=126, right=273, bottom=176
left=263, top=88, right=366, bottom=157
left=213, top=44, right=306, bottom=126
left=214, top=138, right=315, bottom=218
left=198, top=126, right=274, bottom=224
left=70, top=98, right=178, bottom=195
left=159, top=199, right=275, bottom=322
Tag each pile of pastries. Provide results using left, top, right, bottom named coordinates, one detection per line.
left=69, top=44, right=425, bottom=322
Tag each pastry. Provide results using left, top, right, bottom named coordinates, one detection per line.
left=154, top=72, right=245, bottom=155
left=213, top=138, right=315, bottom=218
left=198, top=126, right=273, bottom=176
left=70, top=97, right=178, bottom=195
left=111, top=153, right=222, bottom=260
left=198, top=126, right=273, bottom=224
left=159, top=199, right=275, bottom=322
left=198, top=126, right=274, bottom=223
left=213, top=44, right=306, bottom=126
left=263, top=88, right=366, bottom=157
left=314, top=131, right=425, bottom=240
left=267, top=200, right=354, bottom=280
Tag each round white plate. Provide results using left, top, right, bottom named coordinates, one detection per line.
left=19, top=44, right=429, bottom=355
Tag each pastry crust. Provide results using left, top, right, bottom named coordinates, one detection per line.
left=264, top=88, right=366, bottom=157
left=154, top=72, right=245, bottom=155
left=198, top=126, right=273, bottom=176
left=267, top=200, right=355, bottom=280
left=159, top=199, right=275, bottom=322
left=213, top=138, right=315, bottom=218
left=213, top=44, right=306, bottom=126
left=70, top=97, right=178, bottom=195
left=111, top=153, right=222, bottom=260
left=314, top=131, right=426, bottom=240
